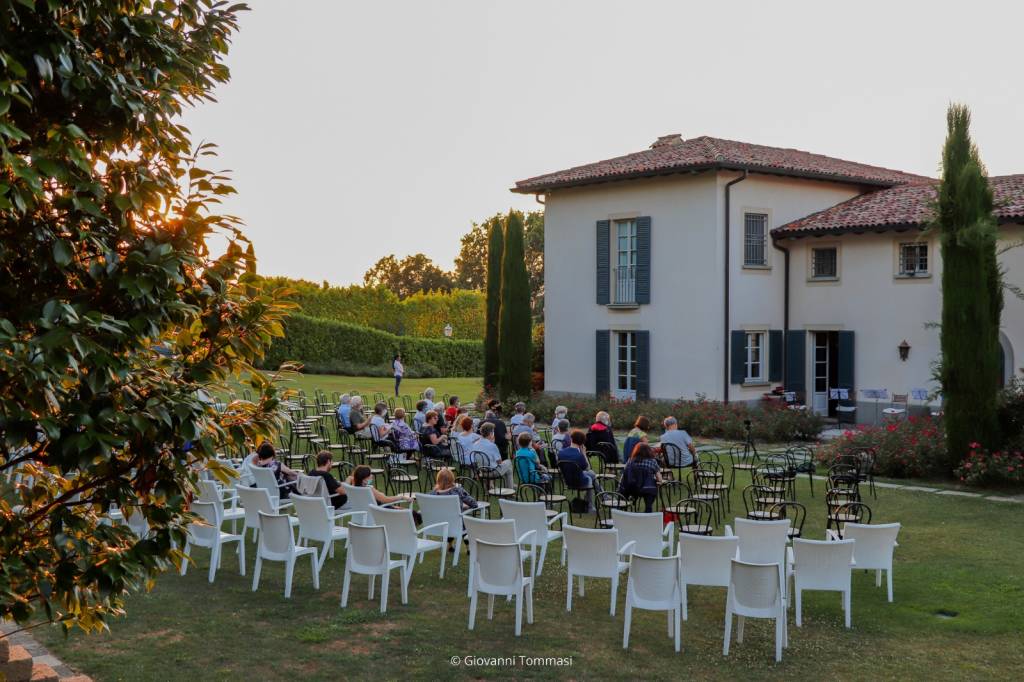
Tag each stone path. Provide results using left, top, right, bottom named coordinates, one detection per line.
left=0, top=621, right=90, bottom=681
left=806, top=473, right=1023, bottom=503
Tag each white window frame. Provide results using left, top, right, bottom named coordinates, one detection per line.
left=743, top=212, right=769, bottom=268
left=614, top=330, right=638, bottom=399
left=614, top=219, right=638, bottom=304
left=896, top=240, right=930, bottom=278
left=809, top=243, right=840, bottom=281
left=745, top=331, right=766, bottom=384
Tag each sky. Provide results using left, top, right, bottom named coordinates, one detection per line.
left=182, top=0, right=1024, bottom=286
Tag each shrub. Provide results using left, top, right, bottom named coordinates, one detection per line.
left=475, top=391, right=824, bottom=442
left=818, top=417, right=947, bottom=479
left=955, top=446, right=1024, bottom=487
left=265, top=313, right=482, bottom=377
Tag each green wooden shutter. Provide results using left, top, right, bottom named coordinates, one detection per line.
left=730, top=330, right=747, bottom=385
left=635, top=216, right=651, bottom=304
left=596, top=220, right=610, bottom=305
left=769, top=329, right=784, bottom=382
left=636, top=330, right=650, bottom=400
left=595, top=330, right=610, bottom=395
left=785, top=330, right=806, bottom=393
left=837, top=330, right=855, bottom=390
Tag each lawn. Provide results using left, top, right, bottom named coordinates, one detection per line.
left=34, top=468, right=1024, bottom=681
left=258, top=373, right=482, bottom=405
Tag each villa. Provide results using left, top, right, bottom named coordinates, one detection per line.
left=513, top=135, right=1024, bottom=420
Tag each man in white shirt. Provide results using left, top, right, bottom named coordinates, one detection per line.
left=510, top=402, right=527, bottom=427
left=470, top=422, right=513, bottom=487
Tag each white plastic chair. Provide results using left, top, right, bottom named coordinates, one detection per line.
left=468, top=539, right=535, bottom=636
left=252, top=511, right=320, bottom=598
left=463, top=516, right=536, bottom=598
left=180, top=501, right=245, bottom=583
left=792, top=538, right=856, bottom=628
left=369, top=506, right=448, bottom=590
left=723, top=559, right=788, bottom=662
left=415, top=493, right=486, bottom=568
left=250, top=465, right=296, bottom=506
left=341, top=523, right=408, bottom=614
left=611, top=509, right=674, bottom=557
left=197, top=479, right=244, bottom=533
left=236, top=485, right=297, bottom=542
left=679, top=534, right=740, bottom=620
left=623, top=553, right=682, bottom=653
left=498, top=499, right=566, bottom=576
left=291, top=494, right=361, bottom=570
left=832, top=522, right=900, bottom=602
left=730, top=517, right=792, bottom=598
left=563, top=526, right=634, bottom=616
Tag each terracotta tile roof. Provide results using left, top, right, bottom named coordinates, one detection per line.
left=512, top=135, right=930, bottom=193
left=773, top=174, right=1024, bottom=236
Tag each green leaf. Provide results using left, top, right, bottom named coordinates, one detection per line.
left=53, top=239, right=72, bottom=266
left=0, top=95, right=9, bottom=116
left=33, top=54, right=53, bottom=82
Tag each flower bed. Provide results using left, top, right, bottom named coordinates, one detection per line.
left=955, top=446, right=1024, bottom=486
left=476, top=392, right=824, bottom=442
left=818, top=416, right=947, bottom=479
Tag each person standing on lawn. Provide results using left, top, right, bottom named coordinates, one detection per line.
left=392, top=353, right=404, bottom=396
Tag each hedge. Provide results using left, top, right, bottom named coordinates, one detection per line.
left=264, top=313, right=483, bottom=377
left=259, top=277, right=485, bottom=339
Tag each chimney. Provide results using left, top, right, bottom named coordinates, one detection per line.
left=650, top=134, right=684, bottom=148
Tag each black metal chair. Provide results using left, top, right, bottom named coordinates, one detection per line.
left=741, top=484, right=781, bottom=521
left=728, top=441, right=759, bottom=489
left=786, top=444, right=816, bottom=497
left=384, top=458, right=417, bottom=497
left=588, top=451, right=618, bottom=491
left=770, top=500, right=807, bottom=539
left=687, top=467, right=724, bottom=525
left=677, top=498, right=715, bottom=536
left=827, top=501, right=872, bottom=538
left=333, top=460, right=354, bottom=483
left=474, top=452, right=515, bottom=518
left=595, top=491, right=631, bottom=529
left=837, top=447, right=878, bottom=499
left=555, top=459, right=593, bottom=522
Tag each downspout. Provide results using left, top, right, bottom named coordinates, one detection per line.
left=723, top=170, right=748, bottom=403
left=534, top=193, right=546, bottom=205
left=772, top=235, right=790, bottom=388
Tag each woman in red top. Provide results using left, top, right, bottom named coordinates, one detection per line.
left=444, top=395, right=460, bottom=423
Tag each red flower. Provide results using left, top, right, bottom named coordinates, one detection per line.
left=969, top=441, right=981, bottom=449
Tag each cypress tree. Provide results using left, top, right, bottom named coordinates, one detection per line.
left=937, top=104, right=1002, bottom=469
left=498, top=210, right=533, bottom=398
left=483, top=216, right=504, bottom=391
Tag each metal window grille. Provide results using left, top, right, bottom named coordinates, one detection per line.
left=811, top=247, right=837, bottom=278
left=899, top=243, right=928, bottom=275
left=614, top=220, right=637, bottom=303
left=744, top=213, right=767, bottom=266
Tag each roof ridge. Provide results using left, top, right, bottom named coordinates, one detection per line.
left=698, top=136, right=724, bottom=162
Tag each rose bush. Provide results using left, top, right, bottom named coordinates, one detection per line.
left=955, top=446, right=1024, bottom=486
left=818, top=417, right=947, bottom=479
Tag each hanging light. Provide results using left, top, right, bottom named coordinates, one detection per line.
left=898, top=339, right=911, bottom=362
left=444, top=323, right=453, bottom=338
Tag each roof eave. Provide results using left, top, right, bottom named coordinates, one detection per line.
left=772, top=214, right=1024, bottom=239
left=511, top=162, right=914, bottom=195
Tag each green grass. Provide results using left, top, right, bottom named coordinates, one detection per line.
left=35, top=470, right=1024, bottom=681
left=267, top=373, right=482, bottom=404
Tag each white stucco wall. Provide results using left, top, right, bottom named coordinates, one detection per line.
left=785, top=222, right=1024, bottom=413
left=722, top=174, right=862, bottom=402
left=543, top=172, right=720, bottom=400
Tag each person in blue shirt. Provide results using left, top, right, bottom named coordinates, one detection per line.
left=556, top=429, right=597, bottom=512
left=514, top=432, right=551, bottom=486
left=336, top=394, right=352, bottom=430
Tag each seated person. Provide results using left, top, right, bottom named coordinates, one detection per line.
left=549, top=419, right=571, bottom=468
left=658, top=416, right=697, bottom=467
left=618, top=443, right=662, bottom=513
left=551, top=405, right=568, bottom=431
left=433, top=401, right=448, bottom=432
left=510, top=401, right=527, bottom=427
left=388, top=408, right=420, bottom=456
left=469, top=422, right=513, bottom=488
left=346, top=465, right=419, bottom=521
left=413, top=400, right=429, bottom=433
left=350, top=397, right=373, bottom=437
left=585, top=411, right=619, bottom=463
left=419, top=410, right=450, bottom=459
left=432, top=466, right=478, bottom=511
left=306, top=450, right=348, bottom=509
left=455, top=416, right=480, bottom=465
left=253, top=441, right=298, bottom=498
left=514, top=432, right=551, bottom=486
left=444, top=395, right=460, bottom=424
left=556, top=429, right=597, bottom=512
left=480, top=407, right=509, bottom=457
left=370, top=401, right=391, bottom=440
left=623, top=416, right=651, bottom=463
left=336, top=394, right=353, bottom=432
